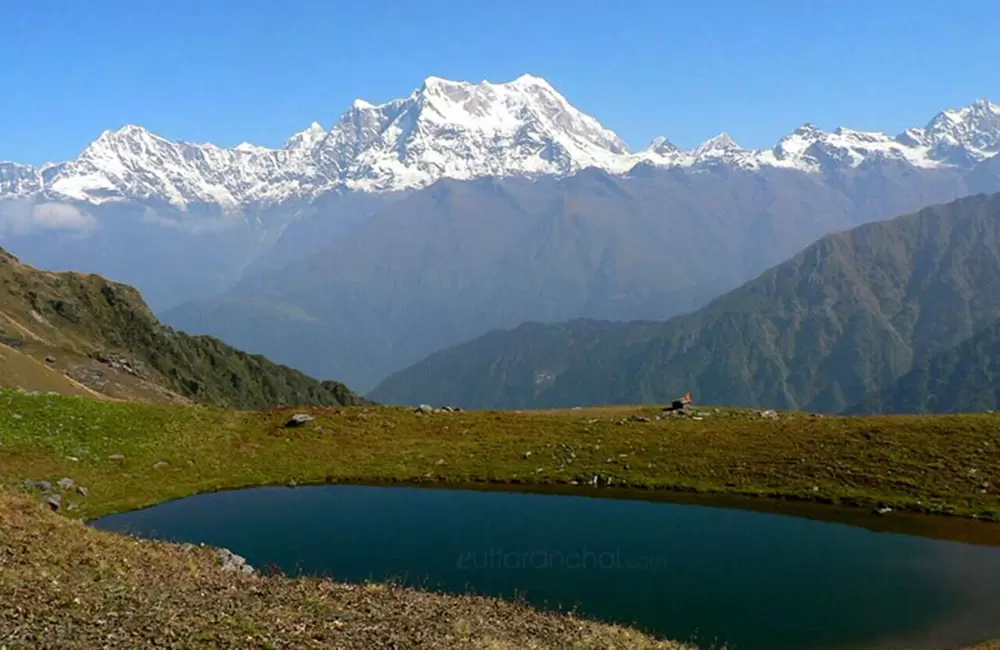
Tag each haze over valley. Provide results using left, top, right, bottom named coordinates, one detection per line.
left=4, top=79, right=1000, bottom=392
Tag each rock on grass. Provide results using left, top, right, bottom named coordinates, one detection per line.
left=286, top=413, right=315, bottom=427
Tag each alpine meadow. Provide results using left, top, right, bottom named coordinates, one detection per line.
left=4, top=5, right=1000, bottom=649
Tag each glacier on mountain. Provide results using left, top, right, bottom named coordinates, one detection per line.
left=2, top=76, right=999, bottom=210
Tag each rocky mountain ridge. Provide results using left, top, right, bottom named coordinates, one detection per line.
left=3, top=77, right=998, bottom=210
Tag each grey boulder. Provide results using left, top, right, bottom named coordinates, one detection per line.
left=285, top=413, right=315, bottom=427
left=217, top=548, right=255, bottom=575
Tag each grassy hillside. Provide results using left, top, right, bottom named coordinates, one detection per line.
left=853, top=318, right=1000, bottom=414
left=0, top=342, right=104, bottom=398
left=373, top=192, right=1000, bottom=413
left=0, top=247, right=363, bottom=409
left=3, top=389, right=999, bottom=523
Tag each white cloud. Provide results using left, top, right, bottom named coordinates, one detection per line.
left=32, top=202, right=97, bottom=230
left=0, top=199, right=98, bottom=236
left=140, top=205, right=239, bottom=234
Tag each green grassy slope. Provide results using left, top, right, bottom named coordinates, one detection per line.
left=3, top=389, right=999, bottom=522
left=0, top=248, right=363, bottom=408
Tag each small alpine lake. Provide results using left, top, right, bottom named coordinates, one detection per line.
left=92, top=484, right=1000, bottom=650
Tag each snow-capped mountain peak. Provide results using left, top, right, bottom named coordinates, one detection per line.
left=3, top=84, right=999, bottom=210
left=696, top=132, right=742, bottom=154
left=10, top=74, right=640, bottom=205
left=766, top=122, right=941, bottom=171
left=39, top=122, right=327, bottom=209
left=688, top=132, right=758, bottom=167
left=919, top=97, right=1000, bottom=162
left=509, top=72, right=552, bottom=87
left=645, top=136, right=679, bottom=155
left=934, top=97, right=1000, bottom=125
left=0, top=161, right=43, bottom=197
left=284, top=122, right=327, bottom=150
left=773, top=123, right=824, bottom=160
left=322, top=74, right=633, bottom=191
left=762, top=99, right=1000, bottom=172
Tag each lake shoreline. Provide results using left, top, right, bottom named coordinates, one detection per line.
left=90, top=482, right=1000, bottom=650
left=86, top=477, right=1000, bottom=549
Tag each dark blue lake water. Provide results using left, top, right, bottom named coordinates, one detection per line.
left=92, top=485, right=1000, bottom=650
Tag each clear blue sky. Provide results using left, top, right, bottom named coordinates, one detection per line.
left=3, top=0, right=998, bottom=165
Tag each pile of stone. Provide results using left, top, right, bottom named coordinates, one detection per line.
left=414, top=404, right=463, bottom=415
left=21, top=477, right=89, bottom=512
left=91, top=350, right=145, bottom=377
left=67, top=366, right=110, bottom=391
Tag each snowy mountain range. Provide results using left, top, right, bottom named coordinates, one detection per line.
left=4, top=73, right=1000, bottom=392
left=3, top=75, right=999, bottom=210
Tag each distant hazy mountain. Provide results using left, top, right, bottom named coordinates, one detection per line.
left=4, top=76, right=1000, bottom=384
left=371, top=193, right=1000, bottom=412
left=851, top=319, right=1000, bottom=414
left=165, top=161, right=991, bottom=392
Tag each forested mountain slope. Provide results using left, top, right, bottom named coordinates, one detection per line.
left=373, top=193, right=1000, bottom=412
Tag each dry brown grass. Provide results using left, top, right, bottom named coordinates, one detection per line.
left=0, top=343, right=100, bottom=398
left=0, top=490, right=692, bottom=650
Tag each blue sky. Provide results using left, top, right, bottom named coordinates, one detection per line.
left=3, top=0, right=998, bottom=165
